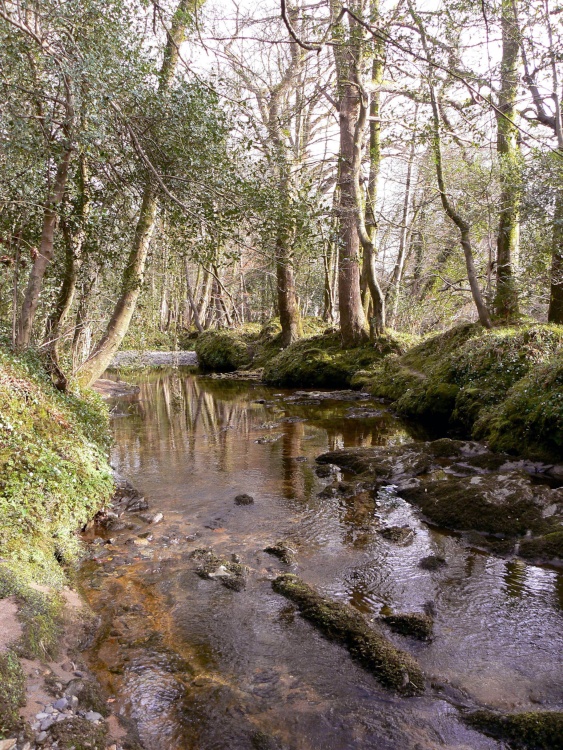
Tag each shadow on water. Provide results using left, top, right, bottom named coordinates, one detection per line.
left=81, top=370, right=563, bottom=750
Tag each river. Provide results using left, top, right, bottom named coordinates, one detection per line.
left=78, top=369, right=563, bottom=750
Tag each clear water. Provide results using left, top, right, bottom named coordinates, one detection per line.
left=79, top=370, right=563, bottom=750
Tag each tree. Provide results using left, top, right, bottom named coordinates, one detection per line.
left=77, top=0, right=199, bottom=386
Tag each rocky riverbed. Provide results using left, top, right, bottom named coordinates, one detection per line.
left=67, top=371, right=563, bottom=750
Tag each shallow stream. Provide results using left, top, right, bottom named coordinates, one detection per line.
left=79, top=370, right=563, bottom=750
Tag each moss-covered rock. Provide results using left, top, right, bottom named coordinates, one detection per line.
left=264, top=541, right=295, bottom=564
left=191, top=548, right=247, bottom=591
left=263, top=331, right=414, bottom=389
left=519, top=531, right=563, bottom=562
left=49, top=717, right=108, bottom=750
left=475, top=349, right=563, bottom=461
left=399, top=473, right=552, bottom=537
left=272, top=574, right=424, bottom=695
left=381, top=612, right=433, bottom=640
left=464, top=709, right=563, bottom=750
left=194, top=317, right=330, bottom=373
left=0, top=649, right=25, bottom=738
left=195, top=327, right=257, bottom=372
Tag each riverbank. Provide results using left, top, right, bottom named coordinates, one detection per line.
left=193, top=321, right=563, bottom=460
left=0, top=346, right=133, bottom=749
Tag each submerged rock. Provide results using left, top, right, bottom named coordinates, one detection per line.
left=418, top=555, right=447, bottom=570
left=272, top=574, right=424, bottom=696
left=378, top=525, right=414, bottom=544
left=264, top=542, right=295, bottom=564
left=111, top=478, right=148, bottom=514
left=316, top=439, right=563, bottom=563
left=191, top=548, right=247, bottom=591
left=381, top=612, right=433, bottom=641
left=234, top=493, right=254, bottom=506
left=464, top=709, right=563, bottom=750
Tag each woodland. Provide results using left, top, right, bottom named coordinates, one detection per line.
left=1, top=0, right=563, bottom=379
left=2, top=3, right=563, bottom=750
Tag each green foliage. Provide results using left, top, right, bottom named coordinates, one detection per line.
left=0, top=345, right=113, bottom=583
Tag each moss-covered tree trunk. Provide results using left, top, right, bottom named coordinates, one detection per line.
left=44, top=155, right=90, bottom=369
left=548, top=189, right=563, bottom=323
left=331, top=0, right=368, bottom=346
left=16, top=145, right=73, bottom=350
left=77, top=0, right=195, bottom=386
left=494, top=0, right=521, bottom=320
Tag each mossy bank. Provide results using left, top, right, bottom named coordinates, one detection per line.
left=357, top=323, right=563, bottom=460
left=0, top=344, right=114, bottom=739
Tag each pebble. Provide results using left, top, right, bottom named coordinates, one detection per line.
left=0, top=739, right=17, bottom=750
left=84, top=711, right=104, bottom=723
left=35, top=732, right=48, bottom=744
left=53, top=698, right=68, bottom=711
left=40, top=718, right=55, bottom=731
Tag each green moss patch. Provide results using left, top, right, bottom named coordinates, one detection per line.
left=362, top=324, right=563, bottom=454
left=0, top=649, right=25, bottom=738
left=381, top=612, right=433, bottom=640
left=464, top=709, right=563, bottom=750
left=263, top=331, right=414, bottom=389
left=0, top=345, right=113, bottom=584
left=272, top=574, right=424, bottom=695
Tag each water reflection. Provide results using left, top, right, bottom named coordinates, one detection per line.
left=83, top=371, right=563, bottom=750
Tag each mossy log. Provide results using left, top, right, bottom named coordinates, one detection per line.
left=464, top=709, right=563, bottom=750
left=272, top=574, right=424, bottom=695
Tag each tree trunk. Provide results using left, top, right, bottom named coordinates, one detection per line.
left=410, top=0, right=492, bottom=328
left=548, top=189, right=563, bottom=322
left=77, top=0, right=194, bottom=386
left=360, top=19, right=386, bottom=339
left=44, top=155, right=90, bottom=367
left=185, top=258, right=204, bottom=332
left=494, top=0, right=521, bottom=320
left=387, top=120, right=417, bottom=326
left=331, top=1, right=368, bottom=346
left=71, top=266, right=98, bottom=371
left=16, top=146, right=72, bottom=349
left=276, top=237, right=301, bottom=346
